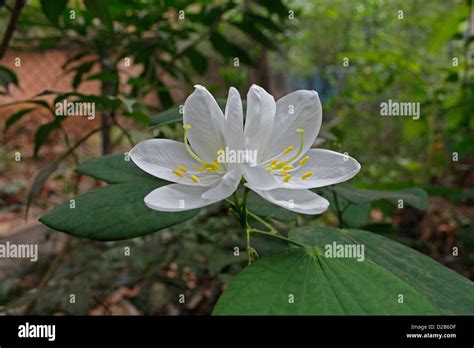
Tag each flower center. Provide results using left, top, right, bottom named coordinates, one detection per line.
left=264, top=128, right=314, bottom=183
left=172, top=124, right=221, bottom=183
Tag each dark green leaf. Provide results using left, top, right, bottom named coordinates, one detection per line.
left=40, top=153, right=199, bottom=240
left=40, top=0, right=67, bottom=26
left=187, top=48, right=208, bottom=74
left=84, top=0, right=113, bottom=30
left=34, top=118, right=64, bottom=157
left=210, top=32, right=253, bottom=65
left=4, top=108, right=34, bottom=133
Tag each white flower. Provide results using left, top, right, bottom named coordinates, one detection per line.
left=129, top=85, right=243, bottom=211
left=130, top=84, right=360, bottom=215
left=241, top=85, right=360, bottom=214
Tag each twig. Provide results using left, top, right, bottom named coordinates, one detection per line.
left=0, top=0, right=26, bottom=60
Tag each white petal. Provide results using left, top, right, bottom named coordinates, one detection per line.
left=242, top=164, right=279, bottom=190
left=243, top=84, right=275, bottom=162
left=263, top=90, right=322, bottom=163
left=224, top=87, right=244, bottom=151
left=276, top=149, right=361, bottom=189
left=248, top=186, right=330, bottom=215
left=130, top=139, right=220, bottom=186
left=183, top=85, right=226, bottom=163
left=202, top=165, right=242, bottom=200
left=145, top=184, right=221, bottom=212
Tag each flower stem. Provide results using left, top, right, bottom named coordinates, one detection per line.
left=249, top=228, right=306, bottom=248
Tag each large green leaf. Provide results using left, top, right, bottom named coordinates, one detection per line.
left=214, top=227, right=474, bottom=315
left=40, top=153, right=200, bottom=241
left=75, top=153, right=156, bottom=184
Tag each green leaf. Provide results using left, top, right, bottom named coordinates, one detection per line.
left=40, top=182, right=198, bottom=241
left=40, top=0, right=67, bottom=26
left=214, top=227, right=474, bottom=315
left=247, top=191, right=297, bottom=222
left=84, top=0, right=113, bottom=30
left=210, top=32, right=253, bottom=65
left=34, top=118, right=64, bottom=157
left=328, top=185, right=428, bottom=210
left=40, top=153, right=200, bottom=240
left=149, top=98, right=229, bottom=128
left=186, top=48, right=208, bottom=74
left=75, top=153, right=156, bottom=184
left=4, top=108, right=34, bottom=133
left=0, top=66, right=18, bottom=94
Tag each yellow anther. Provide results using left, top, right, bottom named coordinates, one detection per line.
left=283, top=165, right=294, bottom=171
left=271, top=159, right=278, bottom=165
left=183, top=124, right=192, bottom=130
left=195, top=167, right=204, bottom=172
left=271, top=165, right=276, bottom=170
left=301, top=171, right=314, bottom=180
left=296, top=128, right=304, bottom=133
left=265, top=166, right=273, bottom=172
left=190, top=175, right=200, bottom=183
left=283, top=174, right=292, bottom=183
left=212, top=162, right=219, bottom=170
left=173, top=170, right=184, bottom=178
left=279, top=170, right=289, bottom=175
left=206, top=167, right=213, bottom=172
left=300, top=156, right=310, bottom=166
left=177, top=165, right=188, bottom=173
left=283, top=146, right=294, bottom=154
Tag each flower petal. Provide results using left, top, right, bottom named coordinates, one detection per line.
left=276, top=149, right=361, bottom=189
left=130, top=139, right=220, bottom=186
left=242, top=164, right=279, bottom=190
left=243, top=84, right=275, bottom=162
left=224, top=87, right=244, bottom=152
left=202, top=165, right=242, bottom=200
left=145, top=184, right=221, bottom=212
left=248, top=186, right=330, bottom=215
left=183, top=85, right=226, bottom=162
left=263, top=90, right=322, bottom=163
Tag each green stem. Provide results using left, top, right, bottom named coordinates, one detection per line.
left=331, top=189, right=344, bottom=228
left=249, top=228, right=306, bottom=248
left=247, top=210, right=278, bottom=234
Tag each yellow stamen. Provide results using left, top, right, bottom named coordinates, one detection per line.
left=300, top=156, right=310, bottom=166
left=301, top=171, right=313, bottom=180
left=275, top=128, right=305, bottom=169
left=283, top=174, right=292, bottom=183
left=279, top=170, right=288, bottom=175
left=183, top=124, right=213, bottom=168
left=177, top=165, right=188, bottom=173
left=283, top=146, right=293, bottom=154
left=206, top=167, right=213, bottom=172
left=195, top=167, right=204, bottom=172
left=190, top=175, right=200, bottom=183
left=265, top=167, right=273, bottom=172
left=173, top=170, right=184, bottom=178
left=283, top=165, right=294, bottom=171
left=271, top=159, right=278, bottom=165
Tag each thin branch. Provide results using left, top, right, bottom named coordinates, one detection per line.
left=0, top=0, right=26, bottom=60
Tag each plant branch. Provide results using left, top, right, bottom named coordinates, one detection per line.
left=0, top=0, right=26, bottom=60
left=249, top=228, right=306, bottom=248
